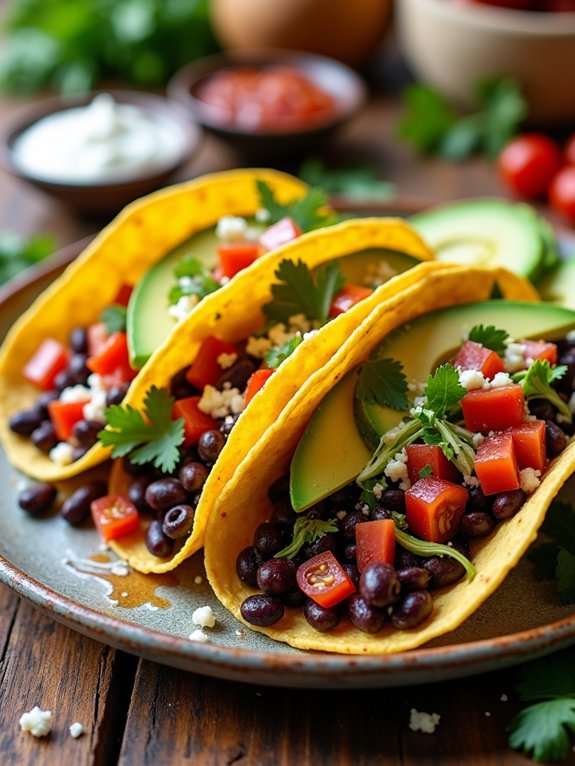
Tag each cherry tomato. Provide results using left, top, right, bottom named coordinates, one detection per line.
left=91, top=494, right=139, bottom=541
left=296, top=551, right=356, bottom=608
left=498, top=133, right=562, bottom=198
left=549, top=166, right=575, bottom=223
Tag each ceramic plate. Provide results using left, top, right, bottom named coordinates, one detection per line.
left=1, top=223, right=575, bottom=689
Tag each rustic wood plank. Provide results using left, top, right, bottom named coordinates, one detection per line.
left=0, top=588, right=138, bottom=766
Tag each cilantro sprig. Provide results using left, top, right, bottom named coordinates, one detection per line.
left=299, top=158, right=395, bottom=202
left=356, top=353, right=410, bottom=412
left=468, top=324, right=509, bottom=355
left=0, top=231, right=55, bottom=285
left=100, top=304, right=127, bottom=334
left=275, top=516, right=339, bottom=559
left=257, top=180, right=337, bottom=233
left=98, top=386, right=184, bottom=474
left=513, top=360, right=571, bottom=423
left=529, top=500, right=575, bottom=604
left=265, top=336, right=303, bottom=370
left=169, top=254, right=220, bottom=306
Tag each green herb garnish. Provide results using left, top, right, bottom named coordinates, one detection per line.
left=394, top=527, right=475, bottom=580
left=356, top=354, right=409, bottom=411
left=424, top=363, right=466, bottom=419
left=529, top=500, right=575, bottom=603
left=257, top=180, right=338, bottom=233
left=299, top=158, right=395, bottom=202
left=100, top=304, right=127, bottom=333
left=265, top=336, right=303, bottom=370
left=275, top=516, right=339, bottom=559
left=0, top=231, right=55, bottom=284
left=418, top=463, right=433, bottom=479
left=169, top=255, right=220, bottom=306
left=467, top=324, right=510, bottom=355
left=99, top=386, right=184, bottom=474
left=513, top=360, right=571, bottom=423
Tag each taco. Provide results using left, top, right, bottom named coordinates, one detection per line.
left=100, top=217, right=453, bottom=573
left=203, top=264, right=572, bottom=654
left=0, top=168, right=325, bottom=482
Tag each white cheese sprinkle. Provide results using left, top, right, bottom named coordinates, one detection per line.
left=458, top=369, right=487, bottom=391
left=69, top=722, right=84, bottom=738
left=168, top=294, right=199, bottom=323
left=192, top=605, right=216, bottom=629
left=49, top=441, right=75, bottom=466
left=384, top=448, right=411, bottom=491
left=60, top=384, right=91, bottom=403
left=189, top=628, right=209, bottom=643
left=490, top=372, right=514, bottom=388
left=82, top=389, right=107, bottom=423
left=246, top=335, right=273, bottom=359
left=372, top=483, right=385, bottom=501
left=504, top=341, right=528, bottom=373
left=463, top=474, right=480, bottom=487
left=217, top=352, right=237, bottom=370
left=519, top=467, right=541, bottom=494
left=408, top=708, right=441, bottom=734
left=19, top=706, right=52, bottom=737
left=198, top=384, right=244, bottom=419
left=216, top=215, right=250, bottom=242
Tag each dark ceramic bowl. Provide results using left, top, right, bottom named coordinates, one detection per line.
left=167, top=50, right=367, bottom=159
left=0, top=90, right=203, bottom=215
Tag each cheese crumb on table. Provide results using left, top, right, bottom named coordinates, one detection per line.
left=19, top=706, right=52, bottom=737
left=192, top=605, right=216, bottom=628
left=189, top=629, right=209, bottom=643
left=408, top=708, right=441, bottom=734
left=69, top=722, right=85, bottom=738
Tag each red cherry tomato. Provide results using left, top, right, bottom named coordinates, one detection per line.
left=549, top=166, right=575, bottom=224
left=296, top=551, right=356, bottom=608
left=91, top=494, right=140, bottom=541
left=498, top=134, right=562, bottom=198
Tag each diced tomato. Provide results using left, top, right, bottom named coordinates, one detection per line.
left=452, top=340, right=505, bottom=380
left=405, top=443, right=461, bottom=484
left=355, top=519, right=396, bottom=572
left=217, top=243, right=260, bottom=279
left=23, top=338, right=70, bottom=391
left=212, top=265, right=224, bottom=282
left=173, top=396, right=218, bottom=447
left=185, top=336, right=240, bottom=390
left=521, top=340, right=557, bottom=366
left=112, top=284, right=133, bottom=307
left=296, top=551, right=356, bottom=608
left=48, top=398, right=90, bottom=442
left=329, top=284, right=374, bottom=317
left=405, top=477, right=468, bottom=544
left=258, top=216, right=302, bottom=253
left=244, top=368, right=275, bottom=406
left=87, top=323, right=110, bottom=358
left=91, top=494, right=139, bottom=542
left=87, top=331, right=136, bottom=383
left=473, top=433, right=520, bottom=496
left=461, top=385, right=525, bottom=434
left=506, top=420, right=547, bottom=472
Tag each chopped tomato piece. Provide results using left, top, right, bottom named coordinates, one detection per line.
left=87, top=331, right=136, bottom=382
left=244, top=368, right=275, bottom=406
left=506, top=420, right=547, bottom=472
left=355, top=519, right=396, bottom=572
left=217, top=243, right=260, bottom=279
left=461, top=384, right=525, bottom=434
left=185, top=336, right=240, bottom=390
left=87, top=323, right=110, bottom=358
left=91, top=494, right=139, bottom=541
left=452, top=340, right=505, bottom=380
left=474, top=433, right=520, bottom=495
left=112, top=284, right=133, bottom=307
left=521, top=339, right=557, bottom=366
left=212, top=265, right=224, bottom=282
left=23, top=338, right=70, bottom=391
left=405, top=443, right=461, bottom=484
left=258, top=216, right=302, bottom=253
left=48, top=398, right=90, bottom=442
left=173, top=396, right=218, bottom=447
left=296, top=551, right=356, bottom=608
left=329, top=284, right=374, bottom=317
left=405, top=477, right=468, bottom=543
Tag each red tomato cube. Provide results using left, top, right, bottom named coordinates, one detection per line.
left=296, top=551, right=356, bottom=608
left=91, top=494, right=139, bottom=541
left=405, top=443, right=461, bottom=484
left=521, top=340, right=557, bottom=366
left=87, top=331, right=136, bottom=383
left=355, top=519, right=396, bottom=572
left=473, top=433, right=520, bottom=495
left=48, top=399, right=90, bottom=442
left=23, top=338, right=70, bottom=391
left=258, top=217, right=302, bottom=253
left=244, top=368, right=275, bottom=406
left=405, top=477, right=468, bottom=543
left=185, top=336, right=240, bottom=390
left=506, top=419, right=547, bottom=472
left=173, top=396, right=218, bottom=447
left=217, top=243, right=260, bottom=279
left=461, top=385, right=525, bottom=434
left=329, top=284, right=374, bottom=317
left=452, top=340, right=505, bottom=380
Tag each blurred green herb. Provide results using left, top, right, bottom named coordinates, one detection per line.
left=0, top=0, right=220, bottom=94
left=528, top=499, right=575, bottom=603
left=299, top=158, right=395, bottom=202
left=0, top=232, right=55, bottom=285
left=398, top=78, right=527, bottom=161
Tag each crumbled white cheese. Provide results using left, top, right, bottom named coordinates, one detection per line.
left=372, top=483, right=385, bottom=501
left=82, top=388, right=107, bottom=423
left=87, top=373, right=106, bottom=392
left=303, top=329, right=319, bottom=342
left=217, top=352, right=237, bottom=370
left=519, top=467, right=541, bottom=494
left=384, top=448, right=411, bottom=491
left=192, top=605, right=216, bottom=629
left=246, top=335, right=273, bottom=359
left=60, top=384, right=91, bottom=403
left=412, top=395, right=427, bottom=410
left=336, top=510, right=347, bottom=521
left=463, top=474, right=480, bottom=487
left=384, top=422, right=407, bottom=444
left=255, top=207, right=271, bottom=223
left=364, top=259, right=397, bottom=287
left=504, top=341, right=528, bottom=373
left=49, top=441, right=75, bottom=466
left=216, top=215, right=249, bottom=242
left=500, top=693, right=508, bottom=702
left=409, top=708, right=441, bottom=734
left=490, top=372, right=514, bottom=388
left=267, top=323, right=297, bottom=347
left=69, top=722, right=84, bottom=739
left=198, top=384, right=244, bottom=419
left=458, top=369, right=487, bottom=391
left=472, top=432, right=485, bottom=449
left=566, top=330, right=575, bottom=341
left=19, top=706, right=52, bottom=737
left=408, top=380, right=426, bottom=396
left=288, top=313, right=314, bottom=333
left=168, top=294, right=199, bottom=323
left=189, top=628, right=209, bottom=643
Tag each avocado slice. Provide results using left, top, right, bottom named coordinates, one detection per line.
left=538, top=256, right=575, bottom=310
left=290, top=300, right=575, bottom=511
left=410, top=199, right=552, bottom=282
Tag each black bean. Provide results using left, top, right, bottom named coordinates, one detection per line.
left=282, top=588, right=307, bottom=608
left=69, top=327, right=88, bottom=354
left=359, top=562, right=401, bottom=608
left=394, top=546, right=421, bottom=570
left=162, top=504, right=195, bottom=539
left=128, top=477, right=154, bottom=513
left=122, top=455, right=150, bottom=476
left=303, top=533, right=338, bottom=560
left=253, top=521, right=285, bottom=558
left=72, top=419, right=102, bottom=448
left=73, top=445, right=89, bottom=461
left=179, top=461, right=209, bottom=493
left=268, top=474, right=290, bottom=502
left=61, top=480, right=107, bottom=525
left=341, top=510, right=368, bottom=541
left=256, top=557, right=297, bottom=595
left=219, top=414, right=240, bottom=436
left=391, top=590, right=433, bottom=629
left=170, top=368, right=198, bottom=399
left=370, top=505, right=392, bottom=521
left=31, top=421, right=58, bottom=453
left=344, top=543, right=357, bottom=562
left=53, top=370, right=75, bottom=392
left=240, top=594, right=284, bottom=627
left=466, top=486, right=493, bottom=515
left=397, top=567, right=430, bottom=591
left=303, top=599, right=341, bottom=632
left=197, top=429, right=226, bottom=464
left=554, top=351, right=575, bottom=393
left=342, top=563, right=360, bottom=586
left=528, top=399, right=555, bottom=421
left=33, top=390, right=58, bottom=418
left=379, top=489, right=405, bottom=514
left=236, top=546, right=261, bottom=588
left=423, top=556, right=465, bottom=589
left=546, top=419, right=567, bottom=458
left=145, top=478, right=188, bottom=514
left=460, top=511, right=496, bottom=538
left=269, top=497, right=297, bottom=528
left=216, top=357, right=258, bottom=391
left=492, top=489, right=526, bottom=520
left=346, top=593, right=386, bottom=634
left=327, top=484, right=358, bottom=509
left=145, top=519, right=174, bottom=557
left=9, top=409, right=43, bottom=436
left=68, top=353, right=89, bottom=384
left=18, top=482, right=57, bottom=515
left=106, top=383, right=130, bottom=407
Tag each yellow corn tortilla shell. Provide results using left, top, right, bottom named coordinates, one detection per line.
left=204, top=264, right=552, bottom=654
left=0, top=169, right=309, bottom=482
left=107, top=217, right=447, bottom=572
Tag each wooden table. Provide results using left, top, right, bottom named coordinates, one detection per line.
left=0, top=46, right=573, bottom=766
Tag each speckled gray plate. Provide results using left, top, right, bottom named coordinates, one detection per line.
left=1, top=226, right=575, bottom=689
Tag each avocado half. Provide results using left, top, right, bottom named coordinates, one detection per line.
left=290, top=300, right=575, bottom=512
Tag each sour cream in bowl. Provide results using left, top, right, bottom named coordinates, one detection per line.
left=0, top=91, right=202, bottom=214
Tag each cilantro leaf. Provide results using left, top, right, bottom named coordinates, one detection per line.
left=529, top=500, right=575, bottom=603
left=98, top=386, right=184, bottom=474
left=424, top=363, right=466, bottom=419
left=515, top=649, right=575, bottom=702
left=169, top=255, right=220, bottom=306
left=398, top=84, right=457, bottom=155
left=256, top=180, right=337, bottom=233
left=265, top=336, right=303, bottom=370
left=299, top=158, right=395, bottom=202
left=418, top=463, right=433, bottom=479
left=468, top=324, right=509, bottom=355
left=100, top=304, right=127, bottom=334
left=262, top=259, right=345, bottom=326
left=275, top=516, right=339, bottom=559
left=514, top=360, right=571, bottom=423
left=0, top=231, right=55, bottom=285
left=356, top=354, right=409, bottom=411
